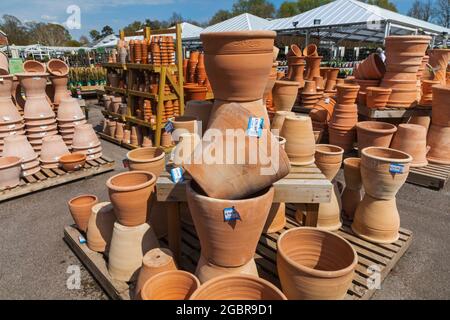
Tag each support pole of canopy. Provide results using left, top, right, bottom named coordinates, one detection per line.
left=305, top=30, right=310, bottom=46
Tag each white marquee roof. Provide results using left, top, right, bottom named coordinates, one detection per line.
left=202, top=13, right=272, bottom=33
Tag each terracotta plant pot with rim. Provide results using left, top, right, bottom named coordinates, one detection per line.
left=0, top=156, right=22, bottom=189
left=171, top=116, right=199, bottom=136
left=186, top=181, right=274, bottom=268
left=184, top=85, right=208, bottom=101
left=277, top=227, right=357, bottom=300
left=431, top=85, right=450, bottom=127
left=336, top=84, right=360, bottom=105
left=355, top=53, right=386, bottom=80
left=419, top=80, right=440, bottom=107
left=390, top=123, right=429, bottom=168
left=356, top=121, right=397, bottom=154
left=342, top=158, right=363, bottom=220
left=272, top=80, right=300, bottom=112
left=366, top=87, right=392, bottom=109
left=108, top=222, right=160, bottom=282
left=190, top=275, right=287, bottom=300
left=72, top=124, right=100, bottom=149
left=360, top=147, right=412, bottom=200
left=1, top=135, right=36, bottom=162
left=126, top=147, right=166, bottom=178
left=426, top=124, right=450, bottom=165
left=135, top=248, right=178, bottom=300
left=280, top=115, right=316, bottom=165
left=106, top=171, right=157, bottom=227
left=86, top=202, right=116, bottom=253
left=303, top=44, right=318, bottom=57
left=57, top=98, right=85, bottom=121
left=200, top=31, right=276, bottom=102
left=59, top=153, right=86, bottom=172
left=314, top=144, right=344, bottom=181
left=270, top=111, right=295, bottom=132
left=40, top=135, right=70, bottom=164
left=23, top=60, right=46, bottom=73
left=68, top=194, right=98, bottom=233
left=408, top=115, right=431, bottom=131
left=141, top=270, right=200, bottom=300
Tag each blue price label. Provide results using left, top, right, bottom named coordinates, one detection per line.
left=165, top=120, right=174, bottom=133
left=170, top=167, right=184, bottom=183
left=224, top=207, right=242, bottom=222
left=247, top=117, right=264, bottom=138
left=78, top=235, right=87, bottom=244
left=389, top=163, right=404, bottom=174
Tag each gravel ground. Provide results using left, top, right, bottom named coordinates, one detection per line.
left=0, top=104, right=449, bottom=300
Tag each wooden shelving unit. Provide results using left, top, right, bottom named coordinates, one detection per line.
left=102, top=24, right=185, bottom=147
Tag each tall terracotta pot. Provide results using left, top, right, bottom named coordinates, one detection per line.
left=141, top=271, right=200, bottom=300
left=184, top=100, right=213, bottom=136
left=280, top=115, right=316, bottom=165
left=391, top=124, right=429, bottom=167
left=87, top=202, right=116, bottom=253
left=342, top=158, right=362, bottom=220
left=272, top=80, right=299, bottom=112
left=305, top=56, right=322, bottom=80
left=356, top=121, right=397, bottom=153
left=277, top=227, right=357, bottom=300
left=355, top=53, right=386, bottom=80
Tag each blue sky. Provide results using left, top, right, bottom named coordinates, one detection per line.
left=1, top=0, right=413, bottom=40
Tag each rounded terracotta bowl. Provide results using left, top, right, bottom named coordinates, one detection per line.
left=60, top=153, right=86, bottom=172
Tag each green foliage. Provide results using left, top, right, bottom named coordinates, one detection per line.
left=362, top=0, right=398, bottom=12
left=232, top=0, right=276, bottom=18
left=209, top=10, right=234, bottom=25
left=277, top=2, right=301, bottom=18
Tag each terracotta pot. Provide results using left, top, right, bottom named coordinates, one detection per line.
left=382, top=87, right=419, bottom=108
left=190, top=274, right=286, bottom=300
left=314, top=144, right=344, bottom=181
left=40, top=135, right=69, bottom=163
left=23, top=60, right=46, bottom=73
left=57, top=98, right=84, bottom=121
left=68, top=194, right=98, bottom=232
left=355, top=54, right=386, bottom=80
left=184, top=85, right=208, bottom=101
left=408, top=115, right=430, bottom=131
left=50, top=76, right=70, bottom=105
left=200, top=31, right=276, bottom=101
left=352, top=193, right=400, bottom=243
left=336, top=84, right=360, bottom=105
left=356, top=121, right=397, bottom=153
left=135, top=248, right=177, bottom=299
left=277, top=227, right=357, bottom=300
left=0, top=97, right=23, bottom=125
left=108, top=222, right=159, bottom=282
left=59, top=153, right=86, bottom=171
left=186, top=181, right=274, bottom=267
left=310, top=98, right=335, bottom=123
left=0, top=156, right=22, bottom=189
left=184, top=100, right=213, bottom=135
left=87, top=202, right=116, bottom=253
left=302, top=80, right=317, bottom=94
left=195, top=255, right=258, bottom=284
left=107, top=171, right=157, bottom=227
left=330, top=103, right=358, bottom=130
left=342, top=158, right=362, bottom=220
left=114, top=122, right=125, bottom=140
left=0, top=52, right=8, bottom=75
left=361, top=147, right=412, bottom=200
left=271, top=111, right=295, bottom=132
left=431, top=85, right=450, bottom=126
left=122, top=129, right=131, bottom=144
left=172, top=116, right=199, bottom=136
left=419, top=80, right=440, bottom=107
left=390, top=124, right=428, bottom=167
left=23, top=96, right=55, bottom=120
left=141, top=270, right=199, bottom=300
left=0, top=75, right=14, bottom=98
left=385, top=35, right=431, bottom=62
left=426, top=124, right=450, bottom=165
left=290, top=44, right=302, bottom=57
left=305, top=56, right=322, bottom=80
left=288, top=56, right=306, bottom=86
left=126, top=147, right=165, bottom=178
left=272, top=80, right=299, bottom=112
left=303, top=44, right=318, bottom=57
left=328, top=126, right=356, bottom=152
left=16, top=72, right=49, bottom=98
left=47, top=59, right=69, bottom=77
left=366, top=87, right=392, bottom=109
left=72, top=124, right=100, bottom=149
left=280, top=115, right=316, bottom=165
left=1, top=135, right=36, bottom=162
left=161, top=131, right=173, bottom=147
left=428, top=49, right=450, bottom=85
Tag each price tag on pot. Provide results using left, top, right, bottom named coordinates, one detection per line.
left=324, top=98, right=330, bottom=104
left=224, top=207, right=241, bottom=222
left=389, top=163, right=404, bottom=174
left=78, top=235, right=87, bottom=244
left=246, top=117, right=264, bottom=138
left=170, top=167, right=184, bottom=183
left=165, top=120, right=174, bottom=134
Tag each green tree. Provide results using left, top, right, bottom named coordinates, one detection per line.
left=434, top=0, right=450, bottom=28
left=232, top=0, right=276, bottom=18
left=209, top=9, right=234, bottom=25
left=101, top=25, right=114, bottom=37
left=408, top=0, right=434, bottom=22
left=0, top=15, right=29, bottom=45
left=89, top=29, right=101, bottom=41
left=277, top=2, right=301, bottom=18
left=65, top=39, right=83, bottom=47
left=122, top=21, right=145, bottom=34
left=363, top=0, right=398, bottom=12
left=26, top=22, right=71, bottom=46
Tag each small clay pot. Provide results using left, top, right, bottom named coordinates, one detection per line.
left=272, top=80, right=299, bottom=112
left=106, top=171, right=157, bottom=227
left=190, top=275, right=287, bottom=300
left=59, top=153, right=86, bottom=171
left=303, top=44, right=318, bottom=57
left=87, top=202, right=116, bottom=253
left=135, top=248, right=177, bottom=300
left=356, top=121, right=397, bottom=153
left=172, top=116, right=199, bottom=136
left=342, top=158, right=362, bottom=220
left=141, top=271, right=200, bottom=300
left=314, top=144, right=344, bottom=181
left=68, top=194, right=98, bottom=233
left=366, top=87, right=392, bottom=109
left=0, top=156, right=22, bottom=189
left=184, top=85, right=208, bottom=101
left=277, top=227, right=357, bottom=300
left=126, top=147, right=165, bottom=178
left=336, top=84, right=360, bottom=105
left=280, top=115, right=316, bottom=165
left=391, top=124, right=429, bottom=167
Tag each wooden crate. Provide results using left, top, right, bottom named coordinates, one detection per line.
left=407, top=163, right=450, bottom=190
left=64, top=208, right=412, bottom=301
left=0, top=156, right=115, bottom=203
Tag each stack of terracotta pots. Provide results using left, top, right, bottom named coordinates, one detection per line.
left=39, top=135, right=69, bottom=169
left=0, top=74, right=24, bottom=153
left=380, top=36, right=431, bottom=108
left=161, top=36, right=175, bottom=65
left=18, top=72, right=57, bottom=154
left=57, top=98, right=87, bottom=148
left=287, top=45, right=305, bottom=87
left=72, top=124, right=102, bottom=160
left=353, top=147, right=412, bottom=244
left=354, top=79, right=380, bottom=106
left=1, top=135, right=40, bottom=176
left=150, top=37, right=161, bottom=65
left=47, top=59, right=71, bottom=107
left=427, top=85, right=450, bottom=165
left=428, top=49, right=450, bottom=86
left=323, top=67, right=340, bottom=94
left=328, top=84, right=360, bottom=152
left=301, top=80, right=321, bottom=109
left=303, top=45, right=322, bottom=81
left=187, top=51, right=200, bottom=84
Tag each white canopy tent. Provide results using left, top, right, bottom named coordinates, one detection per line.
left=201, top=13, right=272, bottom=33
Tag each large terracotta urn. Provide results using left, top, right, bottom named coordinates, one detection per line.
left=356, top=121, right=397, bottom=153
left=342, top=158, right=362, bottom=220
left=277, top=227, right=357, bottom=300
left=190, top=275, right=287, bottom=300
left=200, top=31, right=276, bottom=102
left=272, top=80, right=300, bottom=112
left=141, top=271, right=200, bottom=300
left=107, top=171, right=157, bottom=227
left=391, top=124, right=429, bottom=167
left=126, top=147, right=166, bottom=178
left=68, top=194, right=98, bottom=233
left=428, top=49, right=450, bottom=85
left=186, top=181, right=274, bottom=269
left=86, top=202, right=116, bottom=253
left=280, top=115, right=316, bottom=165
left=108, top=222, right=159, bottom=282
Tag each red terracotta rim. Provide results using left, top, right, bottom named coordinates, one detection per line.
left=362, top=146, right=413, bottom=163
left=69, top=194, right=98, bottom=207
left=315, top=144, right=344, bottom=155
left=106, top=171, right=156, bottom=192
left=60, top=153, right=86, bottom=163
left=343, top=157, right=361, bottom=169
left=15, top=72, right=49, bottom=77
left=385, top=35, right=431, bottom=41
left=366, top=87, right=392, bottom=93
left=141, top=270, right=200, bottom=300
left=290, top=44, right=302, bottom=57
left=277, top=227, right=358, bottom=278
left=275, top=80, right=300, bottom=87
left=356, top=121, right=397, bottom=134
left=127, top=147, right=165, bottom=163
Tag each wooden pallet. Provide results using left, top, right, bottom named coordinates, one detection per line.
left=358, top=103, right=431, bottom=119
left=0, top=156, right=115, bottom=203
left=407, top=163, right=450, bottom=190
left=64, top=208, right=412, bottom=301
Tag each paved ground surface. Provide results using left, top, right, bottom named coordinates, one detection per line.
left=0, top=104, right=449, bottom=300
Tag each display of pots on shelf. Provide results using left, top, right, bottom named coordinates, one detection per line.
left=342, top=157, right=363, bottom=220
left=190, top=275, right=287, bottom=300
left=356, top=121, right=397, bottom=153
left=277, top=227, right=357, bottom=300
left=141, top=270, right=200, bottom=300
left=68, top=194, right=98, bottom=233
left=272, top=80, right=300, bottom=112
left=0, top=156, right=22, bottom=189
